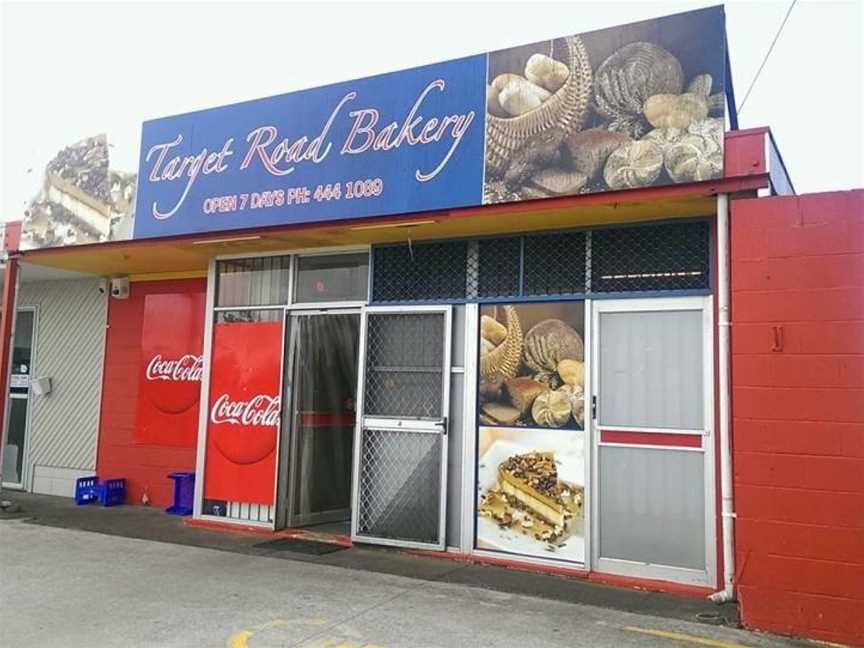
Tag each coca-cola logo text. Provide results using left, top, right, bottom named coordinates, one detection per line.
left=210, top=394, right=280, bottom=427
left=146, top=354, right=204, bottom=382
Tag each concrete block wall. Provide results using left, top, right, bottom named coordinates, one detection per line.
left=730, top=190, right=864, bottom=646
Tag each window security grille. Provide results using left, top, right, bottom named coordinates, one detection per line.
left=591, top=221, right=710, bottom=293
left=370, top=220, right=710, bottom=303
left=523, top=231, right=587, bottom=296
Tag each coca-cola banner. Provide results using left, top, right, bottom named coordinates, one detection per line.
left=136, top=292, right=206, bottom=446
left=204, top=318, right=283, bottom=505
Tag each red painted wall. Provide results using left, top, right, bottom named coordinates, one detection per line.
left=731, top=190, right=864, bottom=646
left=97, top=278, right=206, bottom=507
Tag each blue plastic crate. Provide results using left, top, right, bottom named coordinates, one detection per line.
left=166, top=472, right=195, bottom=516
left=98, top=478, right=126, bottom=507
left=74, top=476, right=100, bottom=505
left=75, top=476, right=125, bottom=507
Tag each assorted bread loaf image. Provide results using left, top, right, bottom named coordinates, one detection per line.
left=483, top=11, right=725, bottom=204
left=479, top=303, right=585, bottom=429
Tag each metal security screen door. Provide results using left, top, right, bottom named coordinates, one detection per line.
left=352, top=306, right=451, bottom=549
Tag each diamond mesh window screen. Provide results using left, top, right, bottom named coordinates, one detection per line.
left=355, top=428, right=442, bottom=544
left=372, top=241, right=467, bottom=303
left=476, top=237, right=521, bottom=299
left=369, top=219, right=710, bottom=303
left=523, top=231, right=587, bottom=296
left=363, top=313, right=444, bottom=419
left=591, top=221, right=711, bottom=293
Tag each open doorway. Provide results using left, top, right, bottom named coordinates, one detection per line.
left=277, top=310, right=360, bottom=533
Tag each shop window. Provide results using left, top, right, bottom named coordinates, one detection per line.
left=371, top=241, right=468, bottom=303
left=369, top=219, right=709, bottom=304
left=590, top=221, right=710, bottom=293
left=523, top=231, right=586, bottom=296
left=476, top=301, right=586, bottom=564
left=294, top=253, right=368, bottom=303
left=216, top=256, right=290, bottom=307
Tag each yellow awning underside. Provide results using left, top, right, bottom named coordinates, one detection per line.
left=20, top=192, right=716, bottom=278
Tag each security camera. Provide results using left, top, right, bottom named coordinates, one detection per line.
left=110, top=277, right=129, bottom=299
left=97, top=278, right=109, bottom=295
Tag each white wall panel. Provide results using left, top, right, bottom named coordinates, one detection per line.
left=18, top=279, right=107, bottom=489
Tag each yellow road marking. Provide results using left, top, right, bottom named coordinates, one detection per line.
left=623, top=626, right=753, bottom=648
left=226, top=629, right=255, bottom=648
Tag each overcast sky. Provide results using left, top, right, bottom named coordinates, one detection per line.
left=1, top=0, right=862, bottom=222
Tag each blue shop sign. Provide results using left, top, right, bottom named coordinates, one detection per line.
left=134, top=56, right=486, bottom=239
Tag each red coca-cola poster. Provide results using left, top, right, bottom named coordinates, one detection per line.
left=203, top=319, right=282, bottom=505
left=135, top=292, right=206, bottom=447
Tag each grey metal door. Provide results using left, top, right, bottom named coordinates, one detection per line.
left=351, top=306, right=451, bottom=550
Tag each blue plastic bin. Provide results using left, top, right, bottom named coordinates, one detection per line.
left=166, top=471, right=195, bottom=516
left=75, top=476, right=126, bottom=507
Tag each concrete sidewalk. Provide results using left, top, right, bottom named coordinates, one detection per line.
left=0, top=492, right=806, bottom=647
left=0, top=520, right=808, bottom=648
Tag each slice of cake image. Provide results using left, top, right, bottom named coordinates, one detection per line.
left=21, top=135, right=136, bottom=249
left=498, top=452, right=581, bottom=527
left=479, top=450, right=583, bottom=547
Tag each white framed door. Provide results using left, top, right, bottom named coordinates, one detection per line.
left=590, top=296, right=716, bottom=587
left=351, top=305, right=452, bottom=550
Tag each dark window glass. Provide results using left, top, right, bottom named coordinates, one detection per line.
left=294, top=253, right=369, bottom=303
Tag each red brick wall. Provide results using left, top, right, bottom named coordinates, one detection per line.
left=731, top=190, right=864, bottom=646
left=96, top=278, right=206, bottom=507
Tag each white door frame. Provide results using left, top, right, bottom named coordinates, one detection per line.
left=351, top=304, right=452, bottom=550
left=590, top=295, right=716, bottom=587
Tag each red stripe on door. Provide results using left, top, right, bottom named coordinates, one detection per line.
left=600, top=430, right=703, bottom=448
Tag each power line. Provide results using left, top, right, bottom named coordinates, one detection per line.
left=737, top=0, right=798, bottom=114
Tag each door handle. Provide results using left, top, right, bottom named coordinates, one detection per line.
left=591, top=396, right=598, bottom=421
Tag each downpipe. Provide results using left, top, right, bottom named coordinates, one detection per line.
left=711, top=193, right=736, bottom=604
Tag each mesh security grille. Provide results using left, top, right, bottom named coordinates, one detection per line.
left=363, top=313, right=444, bottom=419
left=591, top=221, right=711, bottom=293
left=369, top=219, right=711, bottom=303
left=372, top=241, right=467, bottom=303
left=523, top=231, right=587, bottom=296
left=356, top=428, right=442, bottom=545
left=476, top=237, right=521, bottom=299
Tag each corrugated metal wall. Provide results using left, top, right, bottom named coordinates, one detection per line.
left=17, top=279, right=107, bottom=484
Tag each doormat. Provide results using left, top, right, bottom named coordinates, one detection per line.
left=254, top=538, right=349, bottom=555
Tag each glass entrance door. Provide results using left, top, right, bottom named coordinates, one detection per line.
left=2, top=308, right=36, bottom=488
left=282, top=311, right=360, bottom=528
